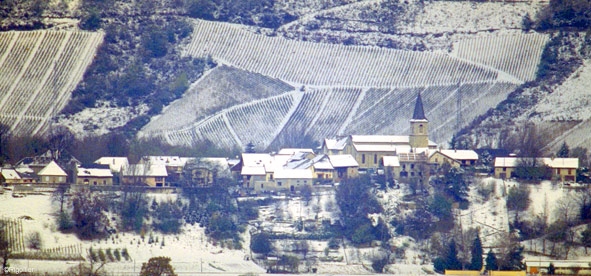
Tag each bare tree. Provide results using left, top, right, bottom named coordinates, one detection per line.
left=0, top=221, right=10, bottom=274
left=48, top=125, right=74, bottom=161
left=52, top=184, right=70, bottom=214
left=71, top=187, right=108, bottom=239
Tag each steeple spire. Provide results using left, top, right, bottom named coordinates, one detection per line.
left=412, top=92, right=427, bottom=121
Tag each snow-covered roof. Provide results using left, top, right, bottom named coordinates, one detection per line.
left=277, top=148, right=314, bottom=155
left=189, top=157, right=231, bottom=178
left=274, top=168, right=313, bottom=179
left=383, top=156, right=400, bottom=167
left=241, top=153, right=273, bottom=167
left=439, top=149, right=479, bottom=161
left=323, top=137, right=348, bottom=150
left=94, top=157, right=129, bottom=173
left=328, top=155, right=358, bottom=168
left=141, top=156, right=188, bottom=167
left=494, top=157, right=519, bottom=167
left=121, top=164, right=168, bottom=177
left=398, top=152, right=428, bottom=162
left=543, top=157, right=579, bottom=169
left=1, top=169, right=21, bottom=180
left=351, top=135, right=409, bottom=144
left=313, top=155, right=334, bottom=170
left=38, top=161, right=67, bottom=177
left=77, top=168, right=113, bottom=178
left=353, top=144, right=400, bottom=153
left=494, top=157, right=579, bottom=169
left=241, top=166, right=266, bottom=175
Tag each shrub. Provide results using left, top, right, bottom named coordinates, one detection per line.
left=114, top=249, right=121, bottom=261
left=371, top=256, right=389, bottom=273
left=98, top=249, right=106, bottom=262
left=250, top=233, right=272, bottom=255
left=26, top=231, right=42, bottom=250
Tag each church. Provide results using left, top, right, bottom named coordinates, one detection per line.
left=321, top=92, right=470, bottom=183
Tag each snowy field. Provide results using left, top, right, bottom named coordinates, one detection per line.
left=0, top=190, right=264, bottom=275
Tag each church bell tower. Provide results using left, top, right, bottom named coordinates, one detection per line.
left=409, top=92, right=429, bottom=148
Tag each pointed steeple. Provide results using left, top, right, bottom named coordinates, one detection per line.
left=412, top=92, right=427, bottom=121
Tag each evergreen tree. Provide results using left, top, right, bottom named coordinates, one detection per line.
left=245, top=142, right=256, bottom=153
left=548, top=262, right=555, bottom=275
left=557, top=142, right=570, bottom=158
left=485, top=250, right=498, bottom=271
left=468, top=234, right=483, bottom=271
left=581, top=225, right=591, bottom=254
left=446, top=240, right=462, bottom=270
left=500, top=244, right=525, bottom=271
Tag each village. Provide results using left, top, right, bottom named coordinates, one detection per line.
left=0, top=93, right=586, bottom=275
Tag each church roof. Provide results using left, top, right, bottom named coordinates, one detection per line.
left=412, top=92, right=427, bottom=121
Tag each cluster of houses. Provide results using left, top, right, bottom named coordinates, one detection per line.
left=0, top=93, right=582, bottom=189
left=0, top=151, right=232, bottom=188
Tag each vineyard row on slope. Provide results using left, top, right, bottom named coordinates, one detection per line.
left=184, top=20, right=511, bottom=88
left=0, top=30, right=104, bottom=136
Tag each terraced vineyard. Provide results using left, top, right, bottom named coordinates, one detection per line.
left=150, top=80, right=518, bottom=150
left=140, top=18, right=550, bottom=150
left=0, top=31, right=103, bottom=135
left=184, top=20, right=503, bottom=87
left=0, top=30, right=103, bottom=136
left=451, top=32, right=549, bottom=82
left=141, top=65, right=293, bottom=134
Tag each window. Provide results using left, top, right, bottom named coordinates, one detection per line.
left=419, top=124, right=424, bottom=134
left=362, top=154, right=366, bottom=164
left=402, top=164, right=406, bottom=170
left=261, top=184, right=264, bottom=189
left=374, top=154, right=377, bottom=164
left=103, top=180, right=107, bottom=185
left=277, top=182, right=282, bottom=186
left=93, top=181, right=97, bottom=185
left=569, top=169, right=573, bottom=175
left=411, top=172, right=415, bottom=177
left=411, top=164, right=415, bottom=169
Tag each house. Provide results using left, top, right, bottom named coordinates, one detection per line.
left=429, top=151, right=462, bottom=169
left=429, top=149, right=479, bottom=169
left=271, top=168, right=314, bottom=192
left=140, top=156, right=192, bottom=184
left=37, top=161, right=68, bottom=184
left=94, top=157, right=129, bottom=173
left=183, top=157, right=231, bottom=187
left=240, top=153, right=274, bottom=190
left=321, top=137, right=348, bottom=155
left=545, top=157, right=580, bottom=182
left=1, top=168, right=22, bottom=185
left=327, top=154, right=359, bottom=182
left=240, top=150, right=359, bottom=192
left=76, top=165, right=114, bottom=185
left=121, top=164, right=168, bottom=187
left=16, top=150, right=55, bottom=174
left=494, top=157, right=579, bottom=181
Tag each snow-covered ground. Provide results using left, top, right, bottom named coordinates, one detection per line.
left=0, top=190, right=263, bottom=275
left=56, top=101, right=149, bottom=138
left=535, top=60, right=591, bottom=122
